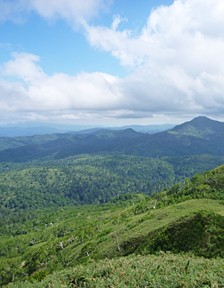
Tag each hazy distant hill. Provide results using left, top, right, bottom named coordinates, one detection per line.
left=0, top=128, right=140, bottom=161
left=124, top=116, right=224, bottom=156
left=0, top=116, right=224, bottom=162
left=0, top=123, right=173, bottom=137
left=109, top=123, right=174, bottom=133
left=169, top=116, right=224, bottom=139
left=0, top=126, right=61, bottom=137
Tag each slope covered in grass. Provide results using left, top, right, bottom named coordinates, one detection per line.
left=7, top=253, right=224, bottom=288
left=1, top=164, right=224, bottom=286
left=1, top=197, right=224, bottom=286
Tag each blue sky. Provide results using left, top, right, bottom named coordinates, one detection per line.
left=0, top=0, right=224, bottom=126
left=0, top=0, right=172, bottom=75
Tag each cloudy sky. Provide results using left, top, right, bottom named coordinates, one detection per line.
left=0, top=0, right=224, bottom=126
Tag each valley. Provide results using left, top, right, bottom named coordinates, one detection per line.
left=0, top=116, right=224, bottom=287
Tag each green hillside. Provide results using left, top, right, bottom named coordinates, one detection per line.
left=0, top=155, right=174, bottom=213
left=1, top=165, right=224, bottom=287
left=0, top=134, right=59, bottom=152
left=169, top=116, right=224, bottom=139
left=1, top=154, right=224, bottom=216
left=1, top=118, right=224, bottom=287
left=1, top=117, right=224, bottom=162
left=7, top=254, right=224, bottom=288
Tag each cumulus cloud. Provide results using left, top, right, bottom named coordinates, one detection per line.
left=1, top=0, right=224, bottom=124
left=3, top=53, right=45, bottom=82
left=84, top=0, right=224, bottom=116
left=0, top=53, right=124, bottom=118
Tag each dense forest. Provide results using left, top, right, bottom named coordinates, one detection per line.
left=1, top=154, right=224, bottom=216
left=1, top=164, right=224, bottom=286
left=0, top=117, right=224, bottom=287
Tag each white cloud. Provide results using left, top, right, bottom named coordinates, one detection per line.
left=0, top=80, right=29, bottom=112
left=28, top=0, right=112, bottom=25
left=0, top=0, right=112, bottom=25
left=0, top=53, right=123, bottom=115
left=2, top=53, right=45, bottom=82
left=83, top=0, right=224, bottom=118
left=86, top=0, right=224, bottom=71
left=1, top=0, right=224, bottom=124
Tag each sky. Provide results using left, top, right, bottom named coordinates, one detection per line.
left=0, top=0, right=224, bottom=127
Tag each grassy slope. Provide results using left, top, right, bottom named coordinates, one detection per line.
left=1, top=165, right=224, bottom=287
left=1, top=198, right=224, bottom=287
left=8, top=254, right=224, bottom=288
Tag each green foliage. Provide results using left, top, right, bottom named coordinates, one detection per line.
left=0, top=196, right=224, bottom=286
left=130, top=211, right=224, bottom=258
left=164, top=154, right=224, bottom=179
left=163, top=164, right=224, bottom=205
left=0, top=155, right=175, bottom=214
left=1, top=150, right=224, bottom=286
left=1, top=153, right=223, bottom=217
left=6, top=254, right=224, bottom=288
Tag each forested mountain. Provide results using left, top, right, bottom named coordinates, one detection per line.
left=0, top=155, right=174, bottom=212
left=1, top=116, right=224, bottom=218
left=169, top=116, right=224, bottom=138
left=1, top=116, right=224, bottom=286
left=1, top=165, right=224, bottom=287
left=0, top=134, right=60, bottom=152
left=0, top=123, right=174, bottom=137
left=0, top=116, right=223, bottom=162
left=1, top=154, right=224, bottom=216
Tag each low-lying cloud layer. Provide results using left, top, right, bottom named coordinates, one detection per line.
left=1, top=0, right=224, bottom=124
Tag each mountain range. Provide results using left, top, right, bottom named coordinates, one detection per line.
left=0, top=123, right=173, bottom=137
left=0, top=116, right=223, bottom=162
left=1, top=116, right=224, bottom=287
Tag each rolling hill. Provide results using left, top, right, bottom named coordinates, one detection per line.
left=1, top=164, right=224, bottom=287
left=1, top=116, right=224, bottom=287
left=1, top=153, right=224, bottom=216
left=0, top=116, right=224, bottom=162
left=0, top=155, right=174, bottom=212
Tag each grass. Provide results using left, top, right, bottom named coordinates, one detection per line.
left=1, top=151, right=224, bottom=287
left=7, top=253, right=224, bottom=287
left=1, top=197, right=224, bottom=287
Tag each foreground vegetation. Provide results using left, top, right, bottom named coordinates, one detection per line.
left=1, top=158, right=224, bottom=287
left=1, top=197, right=224, bottom=287
left=1, top=196, right=223, bottom=287
left=7, top=253, right=224, bottom=288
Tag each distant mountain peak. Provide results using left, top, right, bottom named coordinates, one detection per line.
left=169, top=116, right=224, bottom=139
left=190, top=116, right=217, bottom=124
left=184, top=116, right=222, bottom=127
left=192, top=115, right=211, bottom=121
